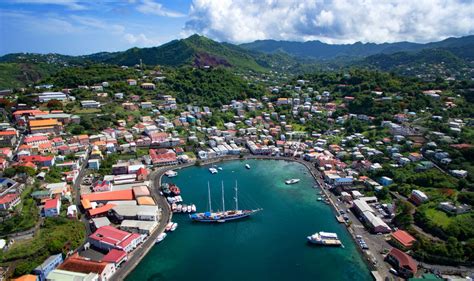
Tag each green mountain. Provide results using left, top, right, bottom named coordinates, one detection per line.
left=240, top=35, right=474, bottom=60
left=101, top=34, right=278, bottom=71
left=1, top=34, right=473, bottom=89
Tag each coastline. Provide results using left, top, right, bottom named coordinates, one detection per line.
left=112, top=155, right=382, bottom=280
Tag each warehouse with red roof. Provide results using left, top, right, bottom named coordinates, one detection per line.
left=81, top=189, right=134, bottom=203
left=88, top=225, right=144, bottom=253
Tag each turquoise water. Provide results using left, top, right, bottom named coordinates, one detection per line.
left=126, top=159, right=371, bottom=281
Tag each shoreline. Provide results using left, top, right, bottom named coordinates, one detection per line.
left=112, top=155, right=381, bottom=280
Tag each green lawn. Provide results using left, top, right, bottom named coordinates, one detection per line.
left=424, top=208, right=451, bottom=228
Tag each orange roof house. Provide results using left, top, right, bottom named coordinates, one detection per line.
left=136, top=196, right=155, bottom=205
left=12, top=274, right=38, bottom=281
left=81, top=198, right=92, bottom=209
left=28, top=119, right=63, bottom=134
left=391, top=230, right=416, bottom=250
left=88, top=204, right=116, bottom=217
left=58, top=254, right=115, bottom=279
left=29, top=119, right=61, bottom=127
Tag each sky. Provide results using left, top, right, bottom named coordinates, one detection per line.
left=0, top=0, right=473, bottom=55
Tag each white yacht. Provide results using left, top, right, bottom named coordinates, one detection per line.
left=307, top=232, right=342, bottom=247
left=245, top=164, right=251, bottom=169
left=285, top=178, right=300, bottom=185
left=209, top=167, right=218, bottom=174
left=165, top=170, right=178, bottom=177
left=170, top=222, right=178, bottom=232
left=156, top=233, right=167, bottom=243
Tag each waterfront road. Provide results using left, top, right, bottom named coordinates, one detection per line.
left=110, top=167, right=172, bottom=281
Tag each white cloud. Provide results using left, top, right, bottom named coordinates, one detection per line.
left=184, top=0, right=474, bottom=43
left=9, top=0, right=87, bottom=10
left=136, top=0, right=185, bottom=18
left=0, top=10, right=81, bottom=34
left=70, top=15, right=125, bottom=34
left=124, top=33, right=159, bottom=45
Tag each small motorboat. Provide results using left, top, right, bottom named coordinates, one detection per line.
left=218, top=167, right=223, bottom=171
left=156, top=233, right=167, bottom=243
left=170, top=222, right=178, bottom=231
left=177, top=204, right=182, bottom=212
left=191, top=204, right=196, bottom=212
left=245, top=164, right=251, bottom=169
left=209, top=167, right=218, bottom=174
left=181, top=204, right=187, bottom=213
left=165, top=170, right=178, bottom=177
left=285, top=178, right=300, bottom=185
left=165, top=222, right=173, bottom=232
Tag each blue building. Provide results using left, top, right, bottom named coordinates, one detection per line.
left=379, top=176, right=394, bottom=186
left=33, top=254, right=63, bottom=281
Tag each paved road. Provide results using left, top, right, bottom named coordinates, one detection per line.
left=73, top=149, right=93, bottom=235
left=110, top=167, right=172, bottom=281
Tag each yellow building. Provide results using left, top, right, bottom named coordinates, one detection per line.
left=28, top=119, right=63, bottom=134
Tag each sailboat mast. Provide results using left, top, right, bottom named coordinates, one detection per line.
left=208, top=181, right=212, bottom=212
left=235, top=180, right=239, bottom=210
left=221, top=181, right=225, bottom=212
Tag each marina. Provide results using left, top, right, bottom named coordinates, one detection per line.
left=127, top=159, right=371, bottom=281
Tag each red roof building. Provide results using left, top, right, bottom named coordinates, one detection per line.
left=385, top=248, right=418, bottom=278
left=0, top=193, right=21, bottom=210
left=149, top=149, right=178, bottom=166
left=102, top=249, right=128, bottom=267
left=24, top=135, right=49, bottom=146
left=88, top=226, right=144, bottom=253
left=18, top=155, right=55, bottom=167
left=0, top=147, right=13, bottom=159
left=81, top=189, right=134, bottom=202
left=391, top=230, right=416, bottom=250
left=136, top=167, right=148, bottom=181
left=0, top=157, right=7, bottom=171
left=43, top=197, right=60, bottom=217
left=92, top=180, right=113, bottom=192
left=58, top=254, right=115, bottom=281
left=0, top=130, right=18, bottom=146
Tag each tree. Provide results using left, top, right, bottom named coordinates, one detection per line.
left=46, top=99, right=63, bottom=110
left=393, top=200, right=414, bottom=228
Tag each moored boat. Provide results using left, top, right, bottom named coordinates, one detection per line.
left=245, top=164, right=251, bottom=169
left=285, top=178, right=300, bottom=185
left=191, top=204, right=196, bottom=212
left=190, top=181, right=262, bottom=223
left=209, top=167, right=218, bottom=174
left=156, top=233, right=167, bottom=243
left=307, top=231, right=342, bottom=247
left=170, top=222, right=178, bottom=231
left=165, top=170, right=178, bottom=177
left=165, top=222, right=173, bottom=232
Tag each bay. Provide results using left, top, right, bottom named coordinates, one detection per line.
left=126, top=159, right=371, bottom=281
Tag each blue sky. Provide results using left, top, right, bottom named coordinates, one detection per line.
left=1, top=0, right=473, bottom=55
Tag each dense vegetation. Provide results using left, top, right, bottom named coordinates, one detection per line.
left=164, top=67, right=264, bottom=106
left=0, top=217, right=85, bottom=277
left=0, top=63, right=60, bottom=88
left=44, top=64, right=138, bottom=88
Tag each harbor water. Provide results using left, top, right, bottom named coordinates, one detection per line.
left=126, top=159, right=371, bottom=281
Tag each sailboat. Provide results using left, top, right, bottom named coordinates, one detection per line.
left=190, top=181, right=262, bottom=223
